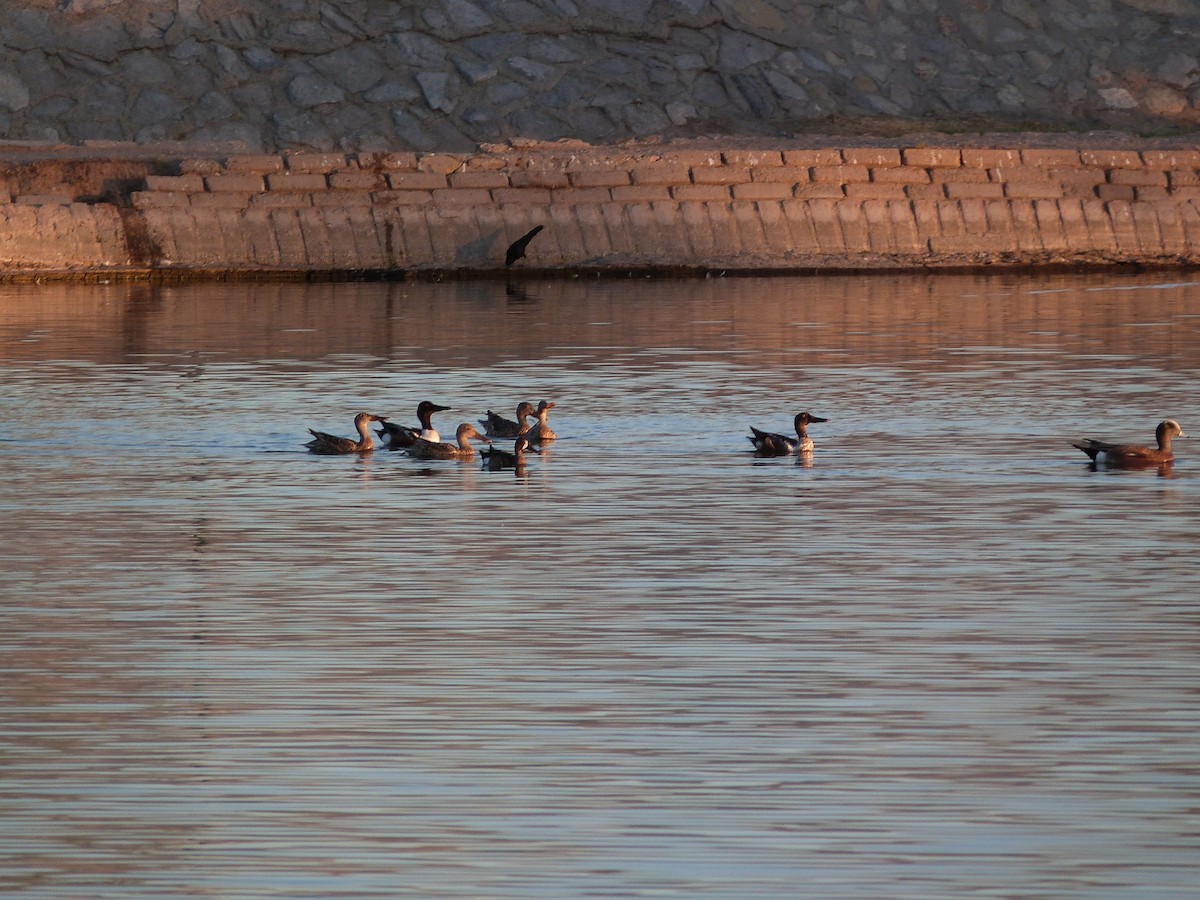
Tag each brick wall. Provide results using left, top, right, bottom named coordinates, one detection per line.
left=3, top=143, right=1200, bottom=276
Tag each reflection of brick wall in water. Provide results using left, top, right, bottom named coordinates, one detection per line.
left=5, top=278, right=1200, bottom=372
left=0, top=1, right=1198, bottom=151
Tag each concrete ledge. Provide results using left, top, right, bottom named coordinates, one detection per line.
left=2, top=139, right=1200, bottom=278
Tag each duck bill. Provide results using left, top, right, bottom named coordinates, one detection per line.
left=809, top=415, right=828, bottom=423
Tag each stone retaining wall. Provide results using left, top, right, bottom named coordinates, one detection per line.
left=2, top=141, right=1199, bottom=276
left=1, top=1, right=1199, bottom=152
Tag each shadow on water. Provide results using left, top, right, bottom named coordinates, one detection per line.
left=1, top=272, right=1199, bottom=897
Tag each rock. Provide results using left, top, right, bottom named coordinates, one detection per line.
left=1098, top=87, right=1139, bottom=109
left=0, top=72, right=31, bottom=112
left=287, top=74, right=346, bottom=108
left=1143, top=84, right=1188, bottom=115
left=416, top=72, right=455, bottom=113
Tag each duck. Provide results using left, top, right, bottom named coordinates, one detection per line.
left=479, top=401, right=535, bottom=438
left=406, top=423, right=491, bottom=460
left=748, top=411, right=828, bottom=456
left=526, top=400, right=557, bottom=443
left=481, top=435, right=532, bottom=471
left=1071, top=418, right=1185, bottom=467
left=376, top=400, right=452, bottom=449
left=305, top=412, right=388, bottom=454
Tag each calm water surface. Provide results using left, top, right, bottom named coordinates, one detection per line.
left=1, top=273, right=1198, bottom=898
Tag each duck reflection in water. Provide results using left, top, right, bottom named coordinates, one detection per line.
left=1071, top=418, right=1185, bottom=470
left=481, top=435, right=532, bottom=476
left=305, top=412, right=387, bottom=454
left=748, top=411, right=828, bottom=457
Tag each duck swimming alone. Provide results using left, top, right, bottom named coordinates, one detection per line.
left=748, top=411, right=828, bottom=456
left=377, top=400, right=452, bottom=449
left=306, top=412, right=387, bottom=454
left=406, top=423, right=491, bottom=460
left=526, top=400, right=557, bottom=443
left=1072, top=418, right=1185, bottom=467
left=481, top=435, right=532, bottom=471
left=479, top=401, right=535, bottom=438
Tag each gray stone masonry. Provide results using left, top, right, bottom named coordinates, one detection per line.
left=0, top=1, right=1199, bottom=152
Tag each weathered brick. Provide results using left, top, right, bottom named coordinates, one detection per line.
left=204, top=174, right=265, bottom=193
left=807, top=199, right=845, bottom=253
left=732, top=201, right=767, bottom=255
left=267, top=173, right=328, bottom=191
left=679, top=200, right=717, bottom=258
left=510, top=169, right=570, bottom=188
left=1154, top=202, right=1187, bottom=255
left=794, top=183, right=846, bottom=199
left=904, top=183, right=946, bottom=200
left=888, top=200, right=924, bottom=253
left=269, top=207, right=307, bottom=267
left=611, top=184, right=673, bottom=202
left=1142, top=150, right=1200, bottom=168
left=1130, top=202, right=1164, bottom=254
left=629, top=163, right=692, bottom=184
left=572, top=202, right=613, bottom=258
left=870, top=166, right=931, bottom=184
left=1056, top=199, right=1091, bottom=251
left=836, top=201, right=867, bottom=251
left=370, top=190, right=433, bottom=206
left=844, top=182, right=909, bottom=200
left=690, top=165, right=751, bottom=185
left=902, top=148, right=962, bottom=167
left=755, top=200, right=793, bottom=255
left=1003, top=182, right=1065, bottom=199
left=462, top=154, right=509, bottom=171
left=1081, top=200, right=1117, bottom=252
left=190, top=191, right=253, bottom=207
left=550, top=187, right=612, bottom=204
left=731, top=182, right=794, bottom=200
left=671, top=183, right=730, bottom=201
left=131, top=191, right=189, bottom=208
left=944, top=182, right=1006, bottom=199
left=491, top=187, right=553, bottom=204
left=570, top=169, right=632, bottom=188
left=146, top=174, right=205, bottom=192
left=1095, top=183, right=1137, bottom=201
left=250, top=191, right=313, bottom=207
left=1135, top=186, right=1171, bottom=201
left=781, top=199, right=820, bottom=252
left=600, top=202, right=634, bottom=255
left=449, top=170, right=510, bottom=189
left=431, top=188, right=492, bottom=205
left=1033, top=200, right=1067, bottom=252
left=722, top=149, right=783, bottom=166
left=310, top=190, right=375, bottom=206
left=862, top=200, right=896, bottom=252
left=360, top=151, right=419, bottom=171
left=1167, top=168, right=1200, bottom=187
left=179, top=157, right=222, bottom=176
left=419, top=154, right=467, bottom=175
left=1020, top=149, right=1082, bottom=166
left=330, top=171, right=389, bottom=190
left=782, top=149, right=842, bottom=166
left=387, top=171, right=448, bottom=190
left=1108, top=168, right=1167, bottom=187
left=224, top=155, right=285, bottom=174
left=1080, top=150, right=1142, bottom=168
left=936, top=168, right=991, bottom=183
left=961, top=148, right=1019, bottom=168
left=810, top=165, right=870, bottom=183
left=842, top=148, right=901, bottom=167
left=750, top=165, right=810, bottom=184
left=911, top=199, right=942, bottom=238
left=288, top=152, right=352, bottom=173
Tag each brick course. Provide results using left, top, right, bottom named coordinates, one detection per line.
left=5, top=142, right=1200, bottom=276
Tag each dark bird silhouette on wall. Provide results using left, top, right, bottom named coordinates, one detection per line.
left=505, top=225, right=544, bottom=267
